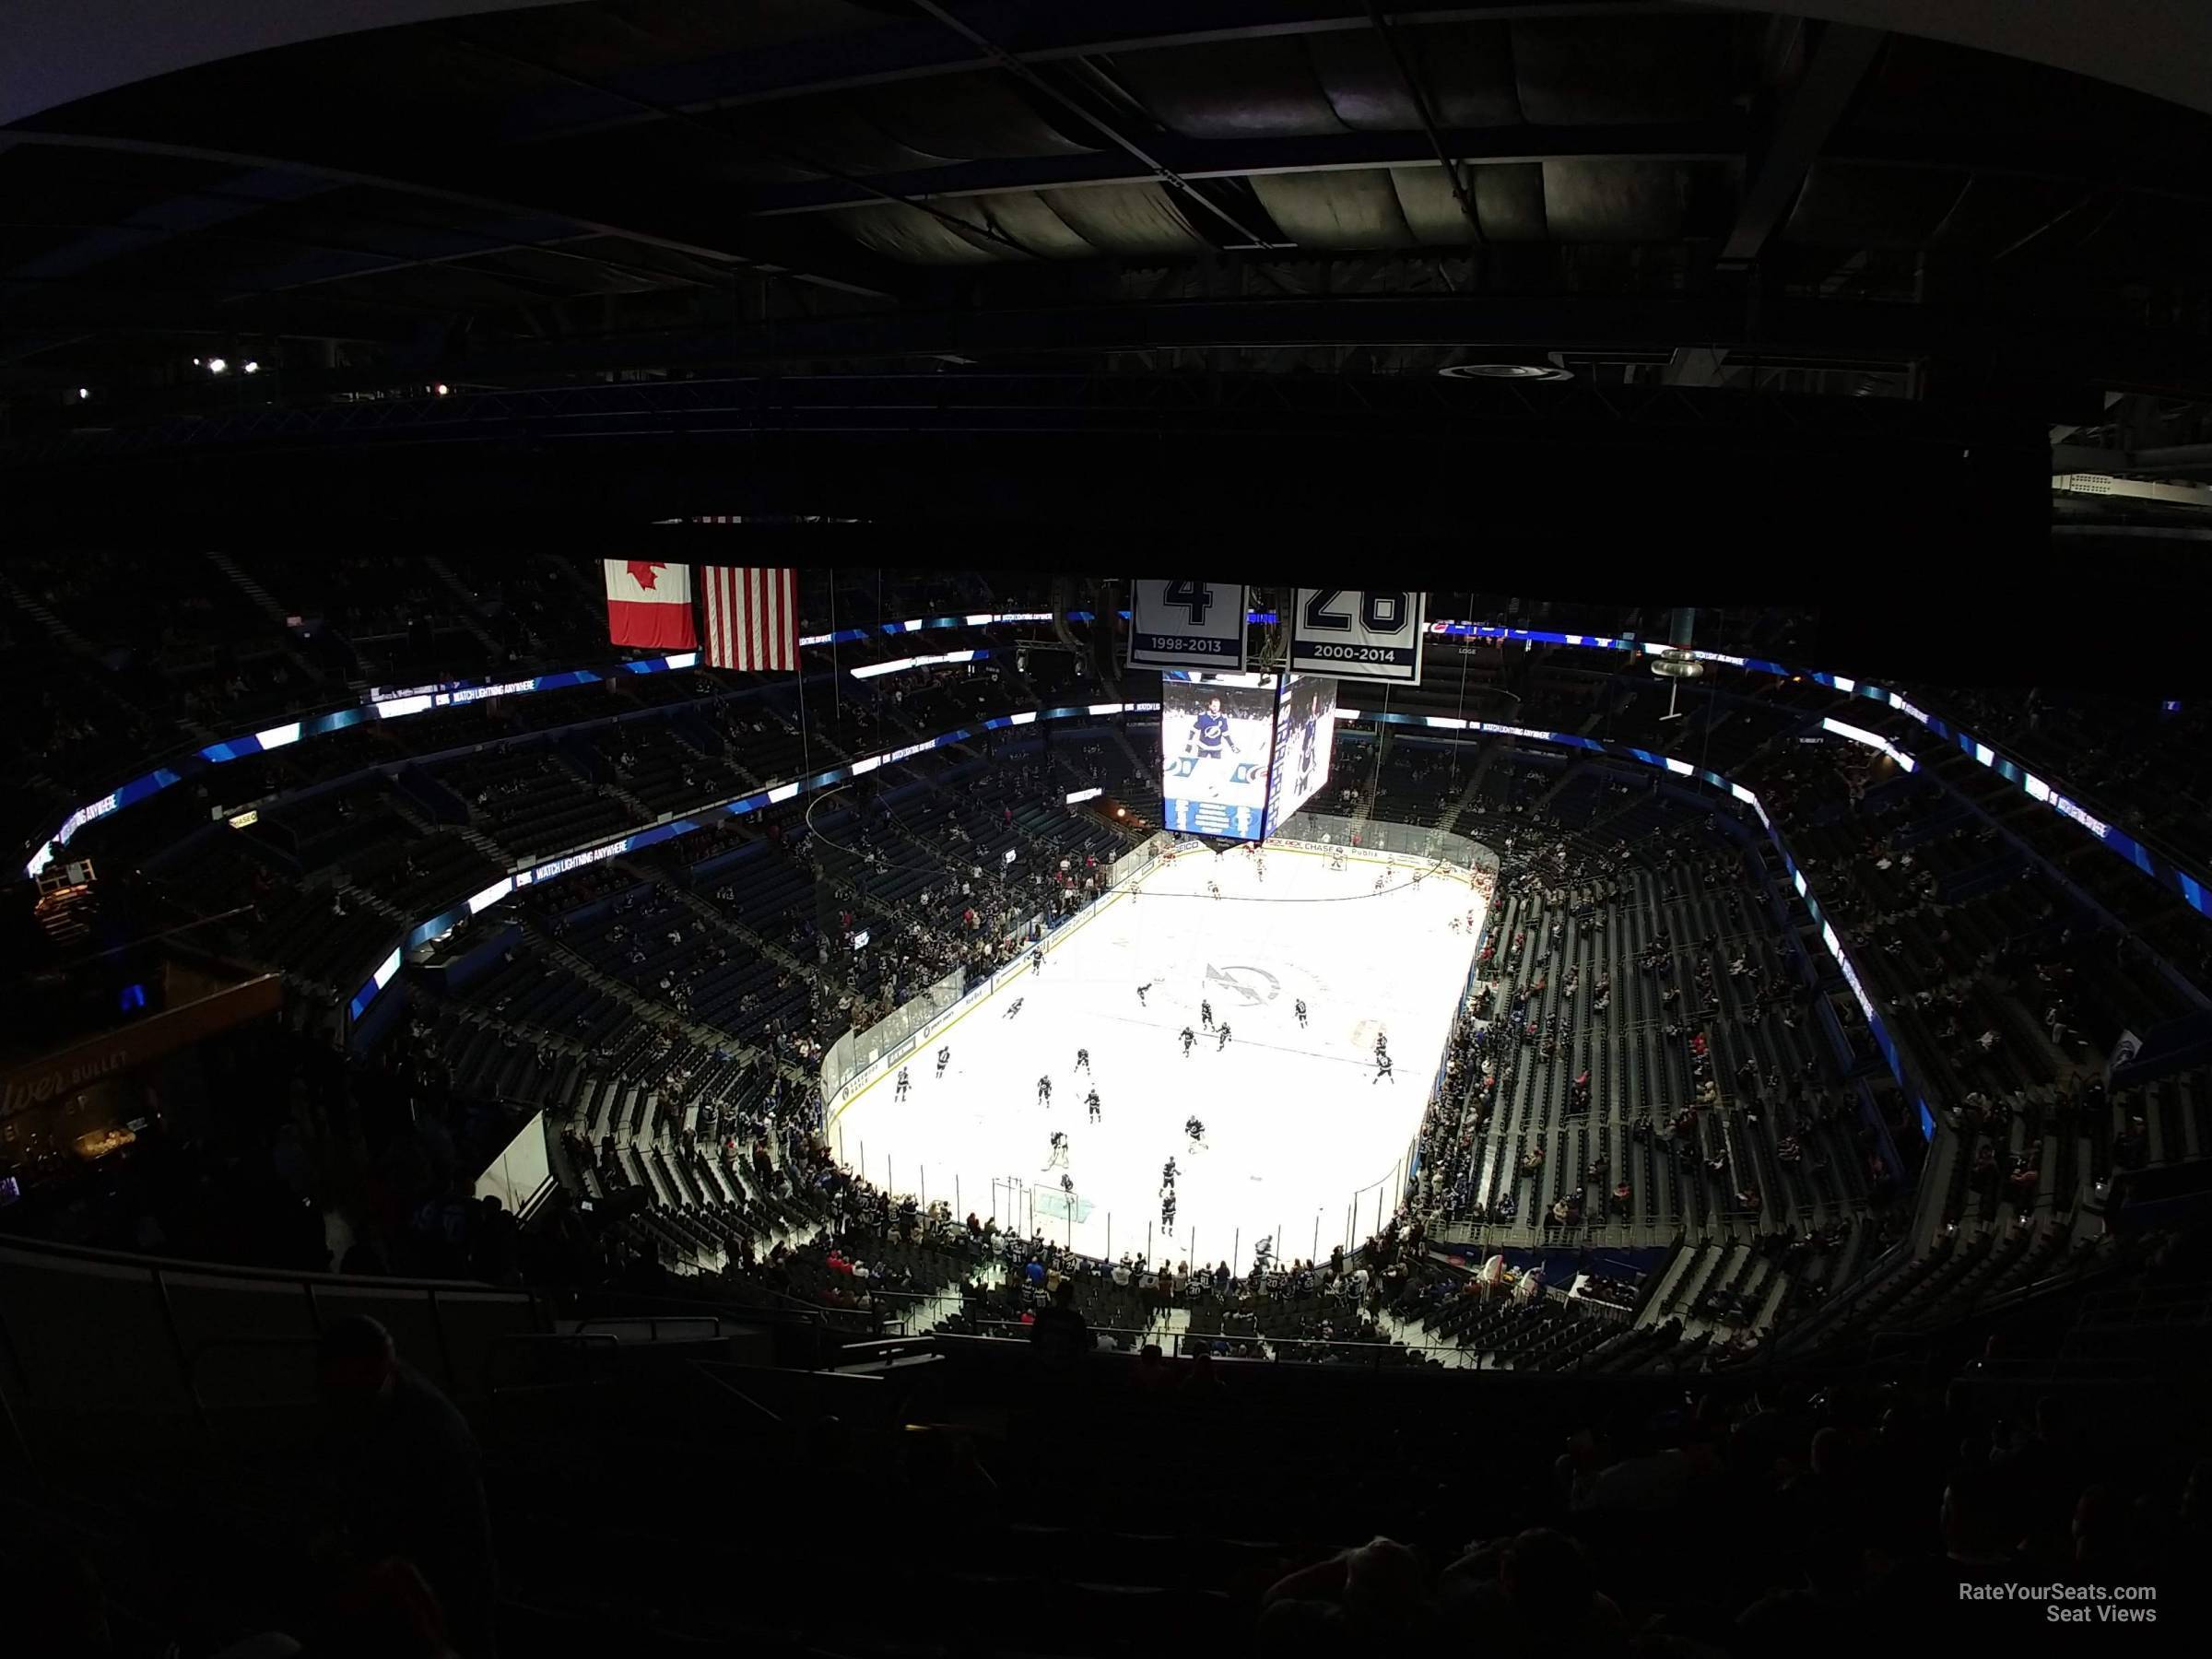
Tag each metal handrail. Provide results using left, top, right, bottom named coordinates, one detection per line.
left=572, top=1315, right=724, bottom=1343
left=0, top=1229, right=542, bottom=1302
left=687, top=1360, right=787, bottom=1424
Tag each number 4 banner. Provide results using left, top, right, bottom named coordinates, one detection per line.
left=1288, top=589, right=1427, bottom=684
left=1127, top=579, right=1250, bottom=670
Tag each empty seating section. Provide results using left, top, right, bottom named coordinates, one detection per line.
left=251, top=778, right=402, bottom=874
left=1382, top=743, right=1878, bottom=1351
left=589, top=721, right=744, bottom=812
left=1947, top=687, right=2212, bottom=869
left=437, top=746, right=630, bottom=859
left=147, top=830, right=396, bottom=995
left=347, top=831, right=505, bottom=915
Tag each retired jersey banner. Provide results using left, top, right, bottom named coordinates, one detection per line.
left=1287, top=588, right=1426, bottom=685
left=1127, top=580, right=1249, bottom=671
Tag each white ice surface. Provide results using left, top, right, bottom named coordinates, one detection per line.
left=830, top=843, right=1484, bottom=1270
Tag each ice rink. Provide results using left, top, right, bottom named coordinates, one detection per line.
left=830, top=841, right=1485, bottom=1270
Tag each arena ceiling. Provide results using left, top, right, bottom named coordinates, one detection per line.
left=3, top=0, right=2211, bottom=564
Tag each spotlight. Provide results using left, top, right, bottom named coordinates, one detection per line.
left=76, top=387, right=89, bottom=400
left=191, top=357, right=203, bottom=367
left=432, top=382, right=450, bottom=396
left=242, top=359, right=260, bottom=375
left=206, top=357, right=228, bottom=374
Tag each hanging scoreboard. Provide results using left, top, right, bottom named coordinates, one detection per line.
left=1286, top=588, right=1427, bottom=685
left=1127, top=580, right=1249, bottom=671
left=1160, top=671, right=1277, bottom=841
left=1261, top=673, right=1339, bottom=837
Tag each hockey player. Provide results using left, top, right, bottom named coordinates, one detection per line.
left=1294, top=997, right=1309, bottom=1028
left=1004, top=996, right=1024, bottom=1019
left=935, top=1045, right=951, bottom=1078
left=1216, top=1023, right=1232, bottom=1052
left=1373, top=1032, right=1390, bottom=1065
left=1087, top=1088, right=1101, bottom=1124
left=1372, top=1053, right=1394, bottom=1085
left=894, top=1066, right=911, bottom=1100
left=1074, top=1046, right=1090, bottom=1074
left=1031, top=946, right=1044, bottom=975
left=1046, top=1131, right=1068, bottom=1170
left=1135, top=982, right=1152, bottom=1006
left=1037, top=1074, right=1053, bottom=1107
left=1061, top=1172, right=1076, bottom=1195
left=1184, top=1114, right=1206, bottom=1150
left=1207, top=879, right=1221, bottom=900
left=1179, top=1026, right=1196, bottom=1058
left=1162, top=1157, right=1179, bottom=1186
left=1182, top=694, right=1240, bottom=786
left=1200, top=998, right=1214, bottom=1030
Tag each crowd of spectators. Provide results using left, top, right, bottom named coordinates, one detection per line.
left=11, top=579, right=2212, bottom=1654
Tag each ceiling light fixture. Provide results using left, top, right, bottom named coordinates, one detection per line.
left=206, top=357, right=228, bottom=375
left=1438, top=361, right=1573, bottom=382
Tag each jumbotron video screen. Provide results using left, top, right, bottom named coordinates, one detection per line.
left=1160, top=670, right=1338, bottom=841
left=1264, top=672, right=1338, bottom=834
left=1160, top=672, right=1277, bottom=839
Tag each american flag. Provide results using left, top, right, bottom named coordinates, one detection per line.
left=700, top=565, right=798, bottom=672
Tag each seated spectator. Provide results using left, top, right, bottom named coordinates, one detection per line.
left=1437, top=1526, right=1627, bottom=1659
left=313, top=1316, right=495, bottom=1658
left=1260, top=1537, right=1433, bottom=1654
left=1030, top=1279, right=1092, bottom=1370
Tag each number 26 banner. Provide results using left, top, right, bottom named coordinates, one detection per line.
left=1126, top=580, right=1250, bottom=670
left=1287, top=589, right=1427, bottom=684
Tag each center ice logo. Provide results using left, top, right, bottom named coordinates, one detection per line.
left=1204, top=962, right=1280, bottom=1006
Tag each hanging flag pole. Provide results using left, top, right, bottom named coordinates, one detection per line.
left=794, top=568, right=811, bottom=778
left=829, top=570, right=841, bottom=732
left=700, top=563, right=804, bottom=766
left=797, top=606, right=812, bottom=781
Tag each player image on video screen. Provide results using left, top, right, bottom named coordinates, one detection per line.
left=1264, top=673, right=1339, bottom=835
left=1161, top=672, right=1277, bottom=840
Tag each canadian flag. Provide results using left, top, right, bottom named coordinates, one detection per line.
left=603, top=559, right=696, bottom=650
